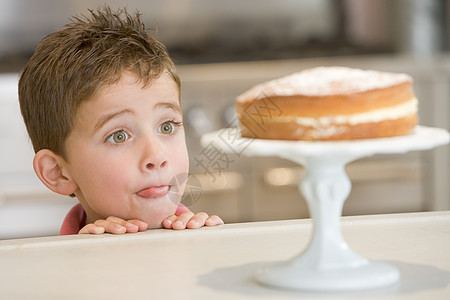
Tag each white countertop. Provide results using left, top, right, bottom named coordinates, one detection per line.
left=0, top=211, right=449, bottom=299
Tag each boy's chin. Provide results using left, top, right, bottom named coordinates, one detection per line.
left=139, top=204, right=179, bottom=228
left=146, top=217, right=170, bottom=229
left=146, top=221, right=165, bottom=229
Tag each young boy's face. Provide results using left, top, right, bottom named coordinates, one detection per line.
left=63, top=72, right=189, bottom=228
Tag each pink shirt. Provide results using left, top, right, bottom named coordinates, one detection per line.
left=59, top=203, right=191, bottom=235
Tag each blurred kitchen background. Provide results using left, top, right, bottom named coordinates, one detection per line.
left=0, top=0, right=449, bottom=239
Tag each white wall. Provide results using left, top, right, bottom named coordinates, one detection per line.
left=0, top=74, right=77, bottom=239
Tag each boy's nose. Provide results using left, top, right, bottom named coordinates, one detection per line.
left=146, top=160, right=167, bottom=170
left=141, top=138, right=167, bottom=171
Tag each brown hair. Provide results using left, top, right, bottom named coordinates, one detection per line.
left=19, top=6, right=180, bottom=157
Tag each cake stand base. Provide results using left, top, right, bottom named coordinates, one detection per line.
left=256, top=260, right=399, bottom=292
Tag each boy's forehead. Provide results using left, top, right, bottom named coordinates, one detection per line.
left=84, top=72, right=178, bottom=104
left=75, top=72, right=180, bottom=119
left=98, top=71, right=179, bottom=97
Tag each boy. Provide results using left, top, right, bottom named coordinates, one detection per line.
left=18, top=6, right=223, bottom=235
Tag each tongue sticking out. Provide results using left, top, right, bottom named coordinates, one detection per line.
left=137, top=185, right=169, bottom=198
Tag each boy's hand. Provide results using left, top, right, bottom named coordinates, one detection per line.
left=78, top=216, right=149, bottom=234
left=163, top=212, right=224, bottom=230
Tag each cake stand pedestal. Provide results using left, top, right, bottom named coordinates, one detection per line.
left=201, top=126, right=449, bottom=292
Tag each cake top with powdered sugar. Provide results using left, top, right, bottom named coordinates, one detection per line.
left=236, top=66, right=412, bottom=102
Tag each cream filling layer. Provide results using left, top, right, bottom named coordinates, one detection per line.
left=276, top=98, right=418, bottom=127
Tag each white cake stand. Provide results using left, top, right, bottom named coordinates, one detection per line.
left=201, top=126, right=449, bottom=292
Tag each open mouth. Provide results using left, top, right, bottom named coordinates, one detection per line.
left=136, top=185, right=170, bottom=198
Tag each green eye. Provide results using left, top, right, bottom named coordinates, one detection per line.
left=160, top=121, right=174, bottom=134
left=108, top=130, right=128, bottom=144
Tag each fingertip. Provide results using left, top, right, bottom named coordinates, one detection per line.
left=162, top=219, right=173, bottom=229
left=111, top=223, right=127, bottom=234
left=85, top=225, right=105, bottom=234
left=186, top=220, right=199, bottom=229
left=93, top=225, right=106, bottom=234
left=125, top=223, right=139, bottom=233
left=172, top=220, right=186, bottom=230
left=138, top=222, right=148, bottom=231
left=205, top=215, right=224, bottom=226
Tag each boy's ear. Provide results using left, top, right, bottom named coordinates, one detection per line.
left=33, top=149, right=78, bottom=196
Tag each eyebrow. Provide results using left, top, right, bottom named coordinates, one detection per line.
left=93, top=102, right=181, bottom=133
left=94, top=109, right=133, bottom=132
left=154, top=102, right=182, bottom=114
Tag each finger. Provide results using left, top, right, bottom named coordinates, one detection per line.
left=162, top=215, right=178, bottom=229
left=94, top=219, right=127, bottom=234
left=106, top=216, right=128, bottom=225
left=105, top=216, right=140, bottom=233
left=78, top=224, right=105, bottom=234
left=186, top=212, right=209, bottom=229
left=172, top=212, right=195, bottom=230
left=126, top=219, right=148, bottom=232
left=205, top=215, right=224, bottom=226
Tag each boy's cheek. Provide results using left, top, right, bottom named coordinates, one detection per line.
left=172, top=142, right=189, bottom=170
